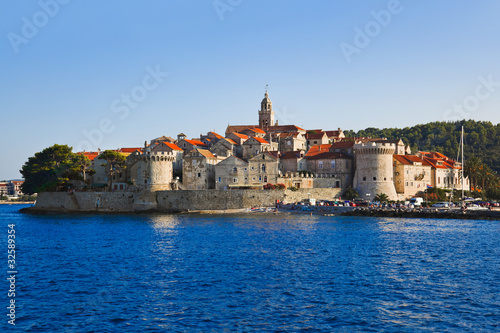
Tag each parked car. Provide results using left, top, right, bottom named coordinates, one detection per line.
left=410, top=197, right=424, bottom=206
left=432, top=202, right=449, bottom=208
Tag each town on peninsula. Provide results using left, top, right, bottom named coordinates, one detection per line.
left=19, top=90, right=500, bottom=216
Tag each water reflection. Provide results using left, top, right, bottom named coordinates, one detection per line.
left=149, top=214, right=181, bottom=233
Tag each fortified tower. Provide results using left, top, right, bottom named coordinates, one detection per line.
left=353, top=142, right=398, bottom=201
left=128, top=151, right=175, bottom=191
left=258, top=90, right=275, bottom=130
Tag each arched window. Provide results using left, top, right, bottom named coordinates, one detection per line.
left=262, top=164, right=266, bottom=172
left=264, top=176, right=267, bottom=182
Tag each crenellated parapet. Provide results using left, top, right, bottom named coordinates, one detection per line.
left=130, top=151, right=175, bottom=162
left=353, top=142, right=396, bottom=155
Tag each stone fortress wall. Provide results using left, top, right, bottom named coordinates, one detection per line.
left=34, top=188, right=342, bottom=213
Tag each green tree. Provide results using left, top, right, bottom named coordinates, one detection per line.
left=74, top=153, right=94, bottom=184
left=98, top=150, right=126, bottom=190
left=374, top=193, right=389, bottom=203
left=343, top=187, right=359, bottom=200
left=20, top=144, right=82, bottom=194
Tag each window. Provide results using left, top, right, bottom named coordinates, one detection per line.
left=262, top=164, right=266, bottom=172
left=318, top=161, right=323, bottom=169
left=218, top=177, right=221, bottom=182
left=232, top=167, right=237, bottom=173
left=331, top=160, right=336, bottom=169
left=264, top=176, right=267, bottom=182
left=373, top=177, right=377, bottom=181
left=197, top=173, right=201, bottom=178
left=363, top=177, right=366, bottom=181
left=233, top=178, right=238, bottom=183
left=438, top=177, right=440, bottom=184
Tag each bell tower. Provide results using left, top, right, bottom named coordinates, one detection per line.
left=258, top=87, right=274, bottom=130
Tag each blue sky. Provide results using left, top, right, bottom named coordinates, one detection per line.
left=1, top=0, right=500, bottom=179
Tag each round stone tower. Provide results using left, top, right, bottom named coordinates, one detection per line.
left=147, top=152, right=175, bottom=191
left=130, top=152, right=175, bottom=191
left=353, top=142, right=398, bottom=201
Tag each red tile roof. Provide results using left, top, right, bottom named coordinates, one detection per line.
left=226, top=125, right=259, bottom=135
left=163, top=142, right=183, bottom=151
left=305, top=144, right=333, bottom=157
left=331, top=141, right=355, bottom=149
left=279, top=132, right=300, bottom=138
left=306, top=132, right=326, bottom=140
left=184, top=139, right=208, bottom=147
left=118, top=147, right=142, bottom=153
left=196, top=149, right=216, bottom=159
left=324, top=130, right=342, bottom=137
left=209, top=131, right=223, bottom=139
left=267, top=125, right=305, bottom=132
left=393, top=154, right=430, bottom=166
left=253, top=137, right=269, bottom=144
left=224, top=138, right=238, bottom=145
left=305, top=152, right=347, bottom=160
left=78, top=152, right=100, bottom=161
left=230, top=132, right=249, bottom=140
left=250, top=128, right=266, bottom=134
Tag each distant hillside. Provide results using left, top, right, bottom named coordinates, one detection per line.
left=344, top=120, right=500, bottom=174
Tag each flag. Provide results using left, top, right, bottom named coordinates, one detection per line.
left=427, top=185, right=433, bottom=189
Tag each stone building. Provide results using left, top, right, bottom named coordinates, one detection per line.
left=210, top=137, right=237, bottom=158
left=418, top=152, right=470, bottom=191
left=242, top=136, right=271, bottom=160
left=214, top=155, right=249, bottom=190
left=278, top=132, right=306, bottom=152
left=393, top=154, right=432, bottom=199
left=353, top=142, right=398, bottom=201
left=306, top=131, right=329, bottom=148
left=304, top=145, right=353, bottom=189
left=248, top=152, right=279, bottom=186
left=241, top=127, right=266, bottom=139
left=150, top=135, right=175, bottom=145
left=177, top=139, right=208, bottom=154
left=279, top=151, right=306, bottom=173
left=182, top=149, right=218, bottom=190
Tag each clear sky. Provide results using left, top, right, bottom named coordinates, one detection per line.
left=1, top=0, right=500, bottom=179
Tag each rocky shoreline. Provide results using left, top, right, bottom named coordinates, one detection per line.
left=341, top=207, right=500, bottom=220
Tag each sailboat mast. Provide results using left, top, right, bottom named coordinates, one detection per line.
left=461, top=126, right=464, bottom=199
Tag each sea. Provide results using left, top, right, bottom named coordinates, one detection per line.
left=0, top=204, right=498, bottom=332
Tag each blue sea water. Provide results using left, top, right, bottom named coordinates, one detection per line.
left=0, top=204, right=499, bottom=332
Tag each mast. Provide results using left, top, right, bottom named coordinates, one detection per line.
left=461, top=126, right=464, bottom=199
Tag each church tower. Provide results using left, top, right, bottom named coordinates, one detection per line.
left=258, top=89, right=275, bottom=130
